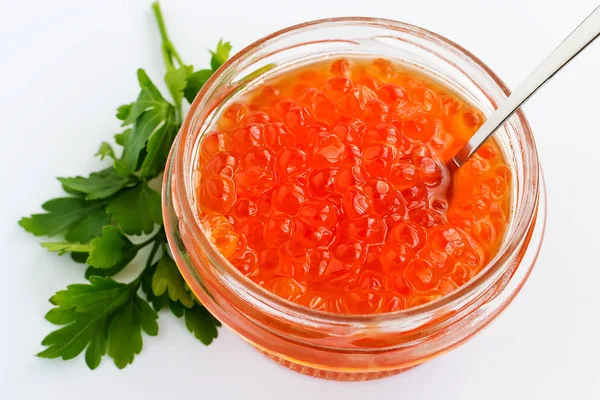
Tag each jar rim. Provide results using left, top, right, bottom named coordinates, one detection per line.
left=170, top=17, right=540, bottom=325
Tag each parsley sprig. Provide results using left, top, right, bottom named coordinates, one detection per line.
left=19, top=2, right=229, bottom=370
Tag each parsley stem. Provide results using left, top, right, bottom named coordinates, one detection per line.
left=127, top=236, right=162, bottom=290
left=146, top=237, right=161, bottom=270
left=152, top=2, right=185, bottom=68
left=169, top=44, right=185, bottom=67
left=152, top=1, right=186, bottom=120
left=134, top=228, right=165, bottom=250
left=130, top=233, right=163, bottom=290
left=160, top=241, right=170, bottom=256
left=151, top=3, right=169, bottom=50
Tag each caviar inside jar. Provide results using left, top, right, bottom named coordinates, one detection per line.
left=194, top=57, right=511, bottom=314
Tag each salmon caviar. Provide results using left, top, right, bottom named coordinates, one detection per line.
left=195, top=57, right=511, bottom=314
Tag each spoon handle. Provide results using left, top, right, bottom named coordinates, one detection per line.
left=452, top=5, right=600, bottom=167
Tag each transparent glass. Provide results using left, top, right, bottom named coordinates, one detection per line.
left=163, top=18, right=546, bottom=381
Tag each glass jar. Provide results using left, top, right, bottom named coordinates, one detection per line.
left=162, top=18, right=546, bottom=381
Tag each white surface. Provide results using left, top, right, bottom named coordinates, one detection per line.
left=1, top=0, right=599, bottom=398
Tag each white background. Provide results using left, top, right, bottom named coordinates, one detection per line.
left=1, top=0, right=599, bottom=398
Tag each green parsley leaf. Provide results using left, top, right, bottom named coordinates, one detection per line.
left=115, top=70, right=175, bottom=176
left=136, top=296, right=159, bottom=336
left=141, top=259, right=193, bottom=319
left=84, top=226, right=141, bottom=278
left=183, top=69, right=213, bottom=103
left=107, top=183, right=162, bottom=235
left=117, top=109, right=172, bottom=175
left=58, top=168, right=135, bottom=200
left=45, top=308, right=78, bottom=325
left=71, top=252, right=89, bottom=264
left=84, top=317, right=109, bottom=370
left=107, top=294, right=158, bottom=369
left=183, top=41, right=231, bottom=103
left=184, top=304, right=221, bottom=345
left=84, top=263, right=127, bottom=279
left=152, top=254, right=195, bottom=308
left=64, top=207, right=111, bottom=243
left=122, top=70, right=168, bottom=125
left=19, top=197, right=107, bottom=241
left=165, top=65, right=193, bottom=108
left=116, top=103, right=133, bottom=121
left=41, top=242, right=91, bottom=255
left=49, top=276, right=129, bottom=312
left=87, top=226, right=137, bottom=269
left=38, top=277, right=156, bottom=370
left=140, top=262, right=170, bottom=312
left=143, top=258, right=220, bottom=344
left=169, top=300, right=185, bottom=318
left=210, top=40, right=232, bottom=71
left=140, top=114, right=178, bottom=178
left=39, top=311, right=105, bottom=362
left=38, top=277, right=131, bottom=363
left=60, top=184, right=85, bottom=197
left=114, top=129, right=131, bottom=147
left=95, top=142, right=116, bottom=160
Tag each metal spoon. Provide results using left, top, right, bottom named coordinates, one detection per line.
left=450, top=5, right=600, bottom=169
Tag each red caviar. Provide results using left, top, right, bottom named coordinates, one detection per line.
left=195, top=58, right=510, bottom=314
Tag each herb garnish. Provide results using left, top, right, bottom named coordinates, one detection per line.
left=19, top=2, right=229, bottom=369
